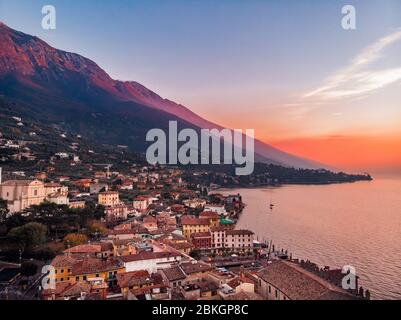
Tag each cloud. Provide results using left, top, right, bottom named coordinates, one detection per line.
left=304, top=28, right=401, bottom=100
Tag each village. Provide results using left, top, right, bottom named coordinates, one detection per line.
left=0, top=158, right=371, bottom=301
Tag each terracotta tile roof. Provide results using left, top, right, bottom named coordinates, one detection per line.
left=191, top=232, right=211, bottom=239
left=199, top=211, right=220, bottom=219
left=179, top=262, right=213, bottom=275
left=181, top=216, right=210, bottom=226
left=71, top=258, right=122, bottom=275
left=64, top=244, right=102, bottom=254
left=119, top=251, right=180, bottom=263
left=210, top=226, right=226, bottom=232
left=116, top=270, right=151, bottom=288
left=161, top=266, right=186, bottom=282
left=226, top=230, right=254, bottom=236
left=109, top=229, right=137, bottom=235
left=256, top=260, right=357, bottom=300
left=51, top=255, right=78, bottom=268
left=225, top=291, right=263, bottom=300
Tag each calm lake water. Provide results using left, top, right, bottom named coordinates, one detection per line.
left=221, top=177, right=401, bottom=300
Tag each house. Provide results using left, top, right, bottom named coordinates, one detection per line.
left=142, top=216, right=157, bottom=231
left=74, top=179, right=92, bottom=189
left=179, top=262, right=213, bottom=284
left=90, top=183, right=108, bottom=195
left=108, top=228, right=141, bottom=241
left=181, top=216, right=210, bottom=239
left=119, top=181, right=133, bottom=190
left=179, top=279, right=219, bottom=300
left=210, top=226, right=226, bottom=251
left=112, top=239, right=138, bottom=256
left=41, top=278, right=108, bottom=300
left=159, top=266, right=187, bottom=288
left=199, top=211, right=220, bottom=227
left=225, top=230, right=254, bottom=253
left=224, top=290, right=263, bottom=300
left=46, top=192, right=69, bottom=205
left=68, top=201, right=86, bottom=209
left=183, top=199, right=206, bottom=209
left=119, top=251, right=182, bottom=273
left=255, top=260, right=359, bottom=300
left=70, top=257, right=124, bottom=288
left=105, top=204, right=128, bottom=222
left=128, top=283, right=171, bottom=300
left=191, top=232, right=212, bottom=250
left=207, top=269, right=236, bottom=287
left=64, top=243, right=114, bottom=259
left=98, top=191, right=120, bottom=206
left=116, top=269, right=153, bottom=298
left=133, top=196, right=150, bottom=211
left=45, top=183, right=68, bottom=196
left=50, top=255, right=78, bottom=284
left=204, top=204, right=226, bottom=216
left=0, top=179, right=46, bottom=213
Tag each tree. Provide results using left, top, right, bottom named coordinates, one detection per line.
left=8, top=222, right=47, bottom=249
left=86, top=220, right=108, bottom=236
left=0, top=198, right=9, bottom=223
left=189, top=249, right=201, bottom=260
left=63, top=233, right=88, bottom=248
left=21, top=261, right=38, bottom=277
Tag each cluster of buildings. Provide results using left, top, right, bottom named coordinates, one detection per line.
left=0, top=162, right=367, bottom=300
left=0, top=178, right=69, bottom=213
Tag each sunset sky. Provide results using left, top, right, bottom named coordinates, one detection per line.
left=1, top=0, right=401, bottom=173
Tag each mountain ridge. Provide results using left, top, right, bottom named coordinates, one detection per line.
left=0, top=22, right=323, bottom=169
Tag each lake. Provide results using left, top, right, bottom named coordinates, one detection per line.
left=220, top=177, right=401, bottom=300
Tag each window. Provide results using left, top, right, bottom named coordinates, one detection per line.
left=34, top=190, right=38, bottom=196
left=76, top=277, right=79, bottom=281
left=61, top=269, right=64, bottom=273
left=83, top=276, right=87, bottom=281
left=268, top=285, right=271, bottom=293
left=275, top=289, right=278, bottom=298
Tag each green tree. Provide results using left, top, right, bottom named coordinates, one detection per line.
left=8, top=222, right=47, bottom=249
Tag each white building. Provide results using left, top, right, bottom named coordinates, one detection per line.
left=120, top=252, right=182, bottom=273
left=204, top=204, right=226, bottom=216
left=225, top=230, right=254, bottom=252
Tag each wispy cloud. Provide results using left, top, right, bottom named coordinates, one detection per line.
left=304, top=28, right=401, bottom=100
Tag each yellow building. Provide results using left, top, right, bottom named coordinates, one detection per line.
left=50, top=255, right=78, bottom=283
left=50, top=255, right=124, bottom=289
left=70, top=257, right=125, bottom=287
left=98, top=191, right=119, bottom=206
left=199, top=211, right=220, bottom=228
left=0, top=179, right=46, bottom=213
left=181, top=216, right=210, bottom=239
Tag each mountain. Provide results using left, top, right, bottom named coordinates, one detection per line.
left=0, top=22, right=322, bottom=169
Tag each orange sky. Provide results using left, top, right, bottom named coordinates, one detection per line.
left=269, top=135, right=401, bottom=173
